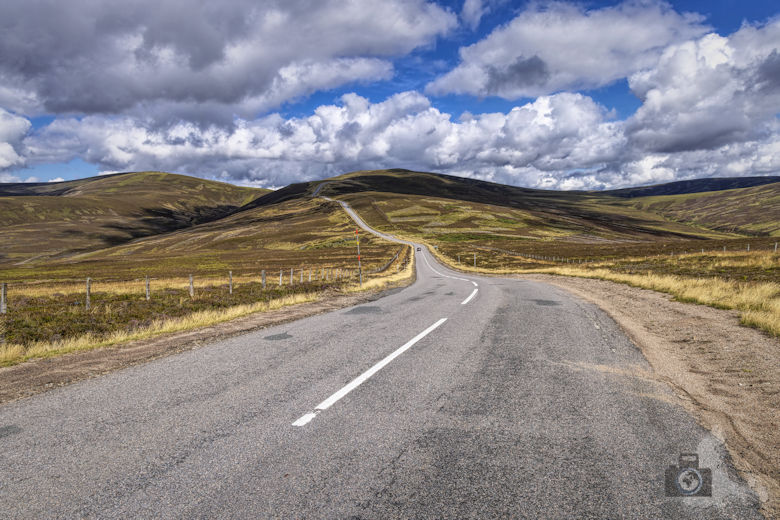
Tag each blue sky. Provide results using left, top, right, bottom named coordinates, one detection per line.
left=1, top=0, right=778, bottom=189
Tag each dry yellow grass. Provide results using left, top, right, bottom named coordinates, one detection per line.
left=582, top=249, right=779, bottom=269
left=0, top=248, right=415, bottom=367
left=342, top=249, right=415, bottom=293
left=0, top=292, right=319, bottom=366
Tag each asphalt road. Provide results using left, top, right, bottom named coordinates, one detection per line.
left=0, top=199, right=764, bottom=518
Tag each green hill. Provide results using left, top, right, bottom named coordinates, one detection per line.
left=2, top=168, right=776, bottom=278
left=309, top=169, right=770, bottom=240
left=296, top=169, right=779, bottom=262
left=0, top=171, right=266, bottom=266
left=627, top=183, right=780, bottom=237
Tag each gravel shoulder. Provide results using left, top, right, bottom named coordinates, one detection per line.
left=519, top=273, right=779, bottom=518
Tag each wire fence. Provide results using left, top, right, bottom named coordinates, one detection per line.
left=454, top=241, right=779, bottom=267
left=0, top=246, right=412, bottom=316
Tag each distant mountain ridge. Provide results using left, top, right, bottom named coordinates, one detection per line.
left=602, top=176, right=779, bottom=198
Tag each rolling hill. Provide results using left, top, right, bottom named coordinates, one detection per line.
left=311, top=169, right=779, bottom=240
left=1, top=168, right=777, bottom=279
left=0, top=171, right=266, bottom=267
left=300, top=169, right=779, bottom=266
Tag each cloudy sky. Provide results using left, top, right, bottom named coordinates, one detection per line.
left=0, top=0, right=778, bottom=189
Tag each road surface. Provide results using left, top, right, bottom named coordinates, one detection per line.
left=0, top=198, right=763, bottom=518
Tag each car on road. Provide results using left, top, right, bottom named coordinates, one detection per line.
left=417, top=247, right=421, bottom=251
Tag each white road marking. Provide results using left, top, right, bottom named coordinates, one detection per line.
left=292, top=318, right=448, bottom=426
left=420, top=251, right=473, bottom=283
left=292, top=413, right=317, bottom=427
left=461, top=289, right=478, bottom=305
left=471, top=281, right=478, bottom=287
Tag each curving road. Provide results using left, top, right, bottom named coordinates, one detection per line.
left=0, top=198, right=763, bottom=518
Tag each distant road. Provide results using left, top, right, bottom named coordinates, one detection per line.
left=0, top=194, right=763, bottom=518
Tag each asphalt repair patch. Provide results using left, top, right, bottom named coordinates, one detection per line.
left=263, top=332, right=293, bottom=341
left=345, top=306, right=383, bottom=315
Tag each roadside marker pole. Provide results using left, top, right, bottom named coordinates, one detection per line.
left=300, top=269, right=304, bottom=283
left=356, top=229, right=362, bottom=287
left=145, top=276, right=150, bottom=301
left=1, top=282, right=6, bottom=314
left=473, top=253, right=476, bottom=267
left=290, top=268, right=294, bottom=285
left=747, top=244, right=750, bottom=252
left=309, top=269, right=312, bottom=282
left=262, top=269, right=266, bottom=290
left=229, top=271, right=233, bottom=295
left=189, top=274, right=194, bottom=299
left=86, top=278, right=91, bottom=310
left=279, top=269, right=283, bottom=286
left=775, top=242, right=778, bottom=253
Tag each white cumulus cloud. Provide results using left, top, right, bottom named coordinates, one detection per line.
left=0, top=108, right=31, bottom=170
left=0, top=0, right=456, bottom=122
left=627, top=18, right=780, bottom=153
left=427, top=0, right=708, bottom=98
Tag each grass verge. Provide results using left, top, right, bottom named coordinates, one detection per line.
left=0, top=246, right=414, bottom=367
left=0, top=292, right=318, bottom=367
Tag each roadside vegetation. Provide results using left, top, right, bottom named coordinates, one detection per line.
left=0, top=245, right=413, bottom=367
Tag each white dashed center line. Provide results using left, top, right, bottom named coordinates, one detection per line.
left=293, top=318, right=448, bottom=426
left=461, top=289, right=478, bottom=305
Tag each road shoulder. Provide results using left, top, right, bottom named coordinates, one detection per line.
left=517, top=273, right=779, bottom=518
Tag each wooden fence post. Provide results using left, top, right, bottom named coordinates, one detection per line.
left=262, top=270, right=266, bottom=289
left=86, top=278, right=91, bottom=310
left=189, top=274, right=194, bottom=298
left=145, top=276, right=150, bottom=301
left=229, top=271, right=233, bottom=295
left=1, top=282, right=6, bottom=314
